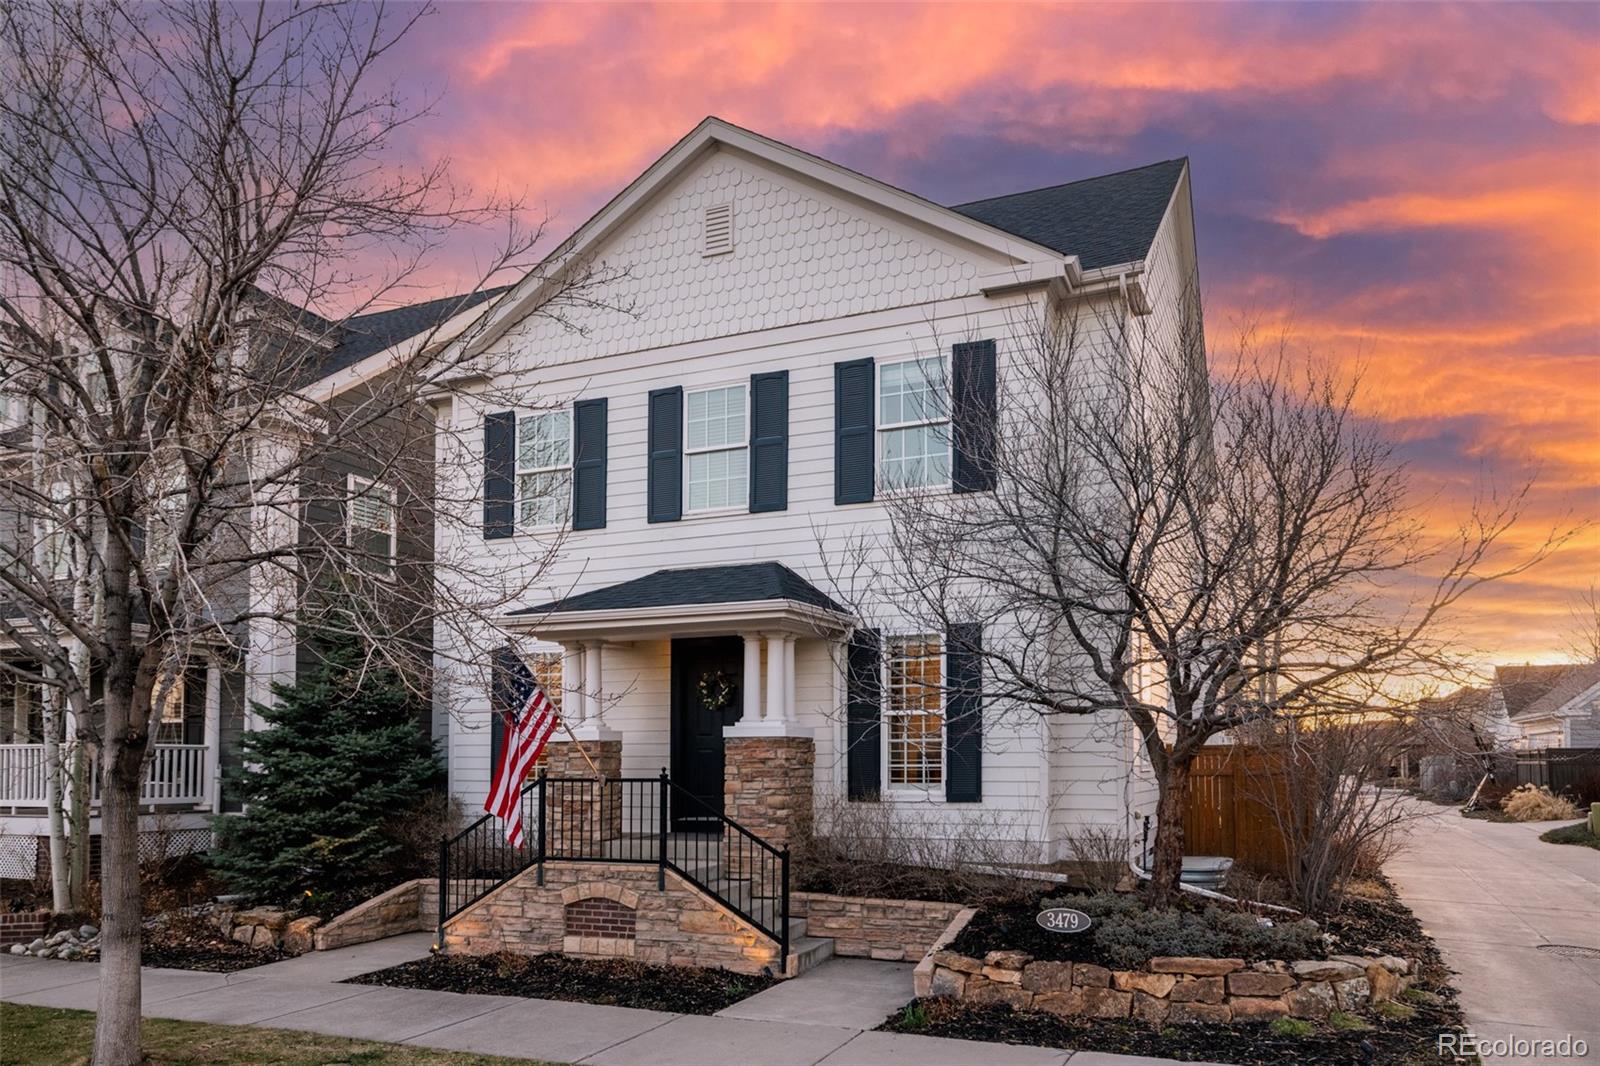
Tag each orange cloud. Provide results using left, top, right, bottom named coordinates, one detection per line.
left=386, top=1, right=1599, bottom=666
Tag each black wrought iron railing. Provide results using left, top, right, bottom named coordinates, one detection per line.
left=437, top=770, right=790, bottom=971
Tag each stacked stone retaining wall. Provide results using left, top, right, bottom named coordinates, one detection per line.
left=918, top=946, right=1416, bottom=1023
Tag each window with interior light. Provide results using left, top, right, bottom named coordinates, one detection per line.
left=877, top=356, right=949, bottom=490
left=684, top=384, right=747, bottom=512
left=885, top=635, right=944, bottom=788
left=517, top=410, right=572, bottom=529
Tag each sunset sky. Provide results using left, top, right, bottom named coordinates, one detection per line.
left=377, top=2, right=1598, bottom=668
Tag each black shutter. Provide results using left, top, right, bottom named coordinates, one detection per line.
left=748, top=371, right=789, bottom=512
left=952, top=340, right=998, bottom=493
left=489, top=645, right=532, bottom=777
left=571, top=398, right=608, bottom=531
left=483, top=411, right=516, bottom=539
left=834, top=358, right=875, bottom=505
left=846, top=627, right=882, bottom=799
left=647, top=387, right=683, bottom=523
left=945, top=622, right=983, bottom=802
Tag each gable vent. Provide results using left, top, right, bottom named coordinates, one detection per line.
left=702, top=203, right=734, bottom=257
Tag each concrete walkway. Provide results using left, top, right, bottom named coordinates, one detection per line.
left=0, top=934, right=1205, bottom=1065
left=1387, top=802, right=1600, bottom=1063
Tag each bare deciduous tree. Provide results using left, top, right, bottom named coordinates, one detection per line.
left=1245, top=709, right=1418, bottom=915
left=0, top=3, right=609, bottom=1061
left=1562, top=580, right=1600, bottom=664
left=825, top=287, right=1566, bottom=908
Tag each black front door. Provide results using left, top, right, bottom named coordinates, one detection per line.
left=670, top=636, right=743, bottom=829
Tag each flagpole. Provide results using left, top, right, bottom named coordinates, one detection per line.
left=554, top=713, right=605, bottom=781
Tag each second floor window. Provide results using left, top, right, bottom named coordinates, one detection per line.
left=685, top=384, right=747, bottom=512
left=518, top=410, right=572, bottom=529
left=348, top=476, right=396, bottom=576
left=878, top=356, right=949, bottom=491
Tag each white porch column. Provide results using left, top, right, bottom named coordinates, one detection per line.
left=561, top=645, right=583, bottom=720
left=742, top=634, right=763, bottom=724
left=586, top=641, right=604, bottom=724
left=566, top=641, right=618, bottom=743
left=764, top=633, right=785, bottom=727
left=203, top=657, right=222, bottom=813
left=243, top=425, right=303, bottom=728
left=781, top=635, right=797, bottom=723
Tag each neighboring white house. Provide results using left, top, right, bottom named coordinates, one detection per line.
left=426, top=117, right=1201, bottom=864
left=1491, top=663, right=1600, bottom=750
left=0, top=289, right=499, bottom=880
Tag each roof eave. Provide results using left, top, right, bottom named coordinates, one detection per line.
left=504, top=597, right=855, bottom=643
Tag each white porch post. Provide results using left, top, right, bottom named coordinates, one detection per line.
left=561, top=645, right=582, bottom=720
left=781, top=635, right=797, bottom=723
left=742, top=635, right=763, bottom=724
left=586, top=641, right=604, bottom=724
left=764, top=634, right=784, bottom=726
left=243, top=425, right=302, bottom=728
left=203, top=657, right=222, bottom=813
left=566, top=642, right=618, bottom=743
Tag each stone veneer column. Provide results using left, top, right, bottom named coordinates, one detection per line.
left=542, top=739, right=622, bottom=858
left=722, top=735, right=814, bottom=879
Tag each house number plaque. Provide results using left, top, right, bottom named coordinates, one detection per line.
left=1036, top=907, right=1093, bottom=934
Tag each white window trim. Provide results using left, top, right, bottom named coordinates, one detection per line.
left=881, top=632, right=947, bottom=796
left=516, top=408, right=573, bottom=532
left=682, top=380, right=750, bottom=517
left=875, top=354, right=952, bottom=495
left=346, top=474, right=398, bottom=577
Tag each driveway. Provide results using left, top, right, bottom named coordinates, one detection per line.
left=1387, top=803, right=1600, bottom=1062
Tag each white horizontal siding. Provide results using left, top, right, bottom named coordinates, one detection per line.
left=435, top=145, right=1191, bottom=859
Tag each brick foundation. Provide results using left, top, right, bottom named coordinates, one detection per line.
left=0, top=909, right=50, bottom=948
left=723, top=735, right=813, bottom=875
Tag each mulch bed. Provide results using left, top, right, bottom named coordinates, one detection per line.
left=883, top=995, right=1467, bottom=1065
left=946, top=885, right=1326, bottom=968
left=884, top=877, right=1475, bottom=1066
left=347, top=952, right=777, bottom=1014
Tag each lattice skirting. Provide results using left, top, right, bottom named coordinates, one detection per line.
left=0, top=827, right=214, bottom=882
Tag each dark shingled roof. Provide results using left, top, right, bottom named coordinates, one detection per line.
left=949, top=158, right=1187, bottom=270
left=1497, top=663, right=1600, bottom=721
left=313, top=287, right=511, bottom=379
left=514, top=562, right=846, bottom=616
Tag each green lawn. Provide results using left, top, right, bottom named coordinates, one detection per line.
left=0, top=1004, right=550, bottom=1066
left=1539, top=821, right=1600, bottom=850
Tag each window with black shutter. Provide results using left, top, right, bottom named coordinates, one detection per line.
left=748, top=371, right=788, bottom=512
left=647, top=387, right=684, bottom=523
left=834, top=359, right=875, bottom=504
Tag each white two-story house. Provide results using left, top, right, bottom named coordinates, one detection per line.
left=421, top=117, right=1200, bottom=874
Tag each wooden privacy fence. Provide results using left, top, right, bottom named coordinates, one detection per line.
left=1515, top=748, right=1600, bottom=806
left=1181, top=745, right=1301, bottom=877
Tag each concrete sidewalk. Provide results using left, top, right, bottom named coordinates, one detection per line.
left=1388, top=802, right=1600, bottom=1064
left=0, top=934, right=1206, bottom=1065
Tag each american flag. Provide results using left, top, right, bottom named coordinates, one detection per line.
left=484, top=660, right=559, bottom=848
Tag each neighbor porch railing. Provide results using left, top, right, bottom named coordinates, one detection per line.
left=0, top=743, right=210, bottom=810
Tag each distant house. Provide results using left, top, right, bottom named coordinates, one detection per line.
left=1489, top=663, right=1600, bottom=750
